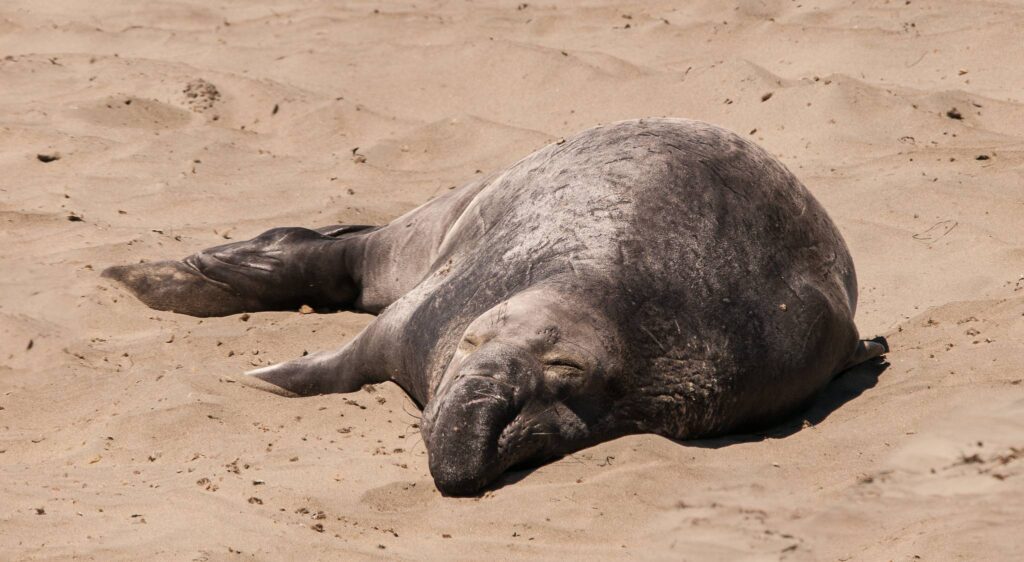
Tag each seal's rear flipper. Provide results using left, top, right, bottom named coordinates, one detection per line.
left=314, top=224, right=380, bottom=238
left=842, top=336, right=889, bottom=371
left=102, top=261, right=259, bottom=317
left=103, top=225, right=381, bottom=318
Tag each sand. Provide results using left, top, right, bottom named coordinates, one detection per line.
left=2, top=0, right=1023, bottom=559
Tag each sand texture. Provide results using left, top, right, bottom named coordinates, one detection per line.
left=2, top=1, right=1023, bottom=560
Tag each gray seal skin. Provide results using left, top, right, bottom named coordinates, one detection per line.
left=103, top=118, right=887, bottom=496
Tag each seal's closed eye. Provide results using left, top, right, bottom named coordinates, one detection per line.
left=543, top=358, right=585, bottom=378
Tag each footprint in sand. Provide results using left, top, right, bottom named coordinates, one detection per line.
left=359, top=480, right=437, bottom=512
left=69, top=95, right=192, bottom=130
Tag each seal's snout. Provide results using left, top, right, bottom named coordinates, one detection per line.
left=424, top=341, right=548, bottom=495
left=424, top=375, right=517, bottom=496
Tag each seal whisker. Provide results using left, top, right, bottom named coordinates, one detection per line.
left=515, top=405, right=559, bottom=431
left=471, top=389, right=507, bottom=402
left=406, top=431, right=426, bottom=455
left=399, top=400, right=422, bottom=422
left=639, top=325, right=667, bottom=352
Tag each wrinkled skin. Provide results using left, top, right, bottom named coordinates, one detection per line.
left=104, top=118, right=887, bottom=496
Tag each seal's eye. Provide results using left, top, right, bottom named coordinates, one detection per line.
left=544, top=358, right=584, bottom=379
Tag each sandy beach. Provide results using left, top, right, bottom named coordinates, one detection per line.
left=1, top=0, right=1023, bottom=559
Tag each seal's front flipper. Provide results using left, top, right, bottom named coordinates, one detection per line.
left=842, top=336, right=889, bottom=371
left=102, top=260, right=260, bottom=317
left=241, top=346, right=384, bottom=397
left=240, top=299, right=417, bottom=400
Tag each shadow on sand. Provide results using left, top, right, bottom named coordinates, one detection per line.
left=688, top=356, right=891, bottom=449
left=487, top=355, right=890, bottom=492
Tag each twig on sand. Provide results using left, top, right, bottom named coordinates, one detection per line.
left=912, top=219, right=958, bottom=243
left=905, top=51, right=928, bottom=68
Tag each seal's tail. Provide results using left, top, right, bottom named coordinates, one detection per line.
left=842, top=336, right=889, bottom=371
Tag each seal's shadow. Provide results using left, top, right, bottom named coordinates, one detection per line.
left=486, top=357, right=890, bottom=493
left=689, top=357, right=890, bottom=449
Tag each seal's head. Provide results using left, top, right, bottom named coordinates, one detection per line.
left=421, top=286, right=626, bottom=496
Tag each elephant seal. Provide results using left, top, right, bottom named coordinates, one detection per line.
left=104, top=118, right=887, bottom=496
